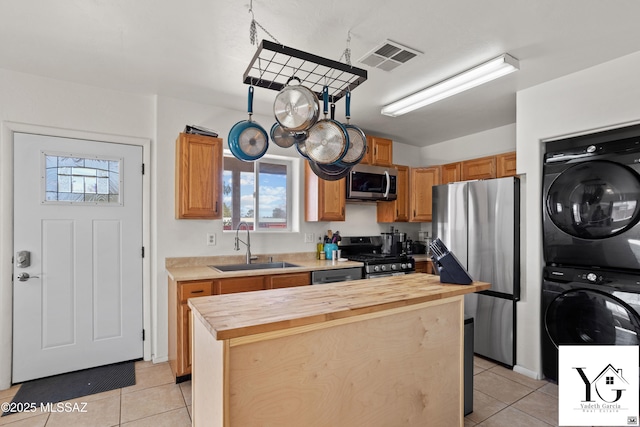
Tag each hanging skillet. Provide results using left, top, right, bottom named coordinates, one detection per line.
left=228, top=86, right=268, bottom=161
left=307, top=160, right=352, bottom=181
left=295, top=139, right=310, bottom=159
left=340, top=91, right=367, bottom=166
left=304, top=86, right=349, bottom=165
left=270, top=122, right=307, bottom=148
left=273, top=77, right=320, bottom=132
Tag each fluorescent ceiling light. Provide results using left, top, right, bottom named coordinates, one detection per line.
left=381, top=53, right=519, bottom=117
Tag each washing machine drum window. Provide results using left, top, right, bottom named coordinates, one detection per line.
left=546, top=160, right=640, bottom=239
left=545, top=289, right=640, bottom=348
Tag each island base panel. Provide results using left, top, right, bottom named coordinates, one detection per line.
left=193, top=296, right=464, bottom=427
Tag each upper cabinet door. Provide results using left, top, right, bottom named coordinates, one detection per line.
left=461, top=156, right=496, bottom=181
left=362, top=136, right=393, bottom=166
left=496, top=152, right=517, bottom=177
left=377, top=164, right=409, bottom=222
left=441, top=162, right=461, bottom=184
left=175, top=133, right=223, bottom=219
left=304, top=162, right=346, bottom=222
left=410, top=166, right=440, bottom=222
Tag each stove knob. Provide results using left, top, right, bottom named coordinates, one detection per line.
left=373, top=265, right=380, bottom=272
left=381, top=265, right=387, bottom=271
left=586, top=272, right=597, bottom=282
left=391, top=264, right=397, bottom=270
left=401, top=263, right=407, bottom=269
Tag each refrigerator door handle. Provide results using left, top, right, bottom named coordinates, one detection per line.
left=477, top=289, right=519, bottom=301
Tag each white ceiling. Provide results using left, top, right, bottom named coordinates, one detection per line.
left=2, top=0, right=640, bottom=147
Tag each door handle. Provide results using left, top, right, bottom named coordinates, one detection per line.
left=17, top=272, right=39, bottom=282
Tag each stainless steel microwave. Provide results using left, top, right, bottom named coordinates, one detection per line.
left=346, top=164, right=397, bottom=201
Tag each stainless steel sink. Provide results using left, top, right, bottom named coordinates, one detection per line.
left=209, top=262, right=300, bottom=272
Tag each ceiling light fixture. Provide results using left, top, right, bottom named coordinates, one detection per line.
left=381, top=53, right=519, bottom=117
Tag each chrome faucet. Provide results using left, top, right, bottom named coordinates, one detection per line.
left=234, top=221, right=252, bottom=264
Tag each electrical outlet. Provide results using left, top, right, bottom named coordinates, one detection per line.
left=304, top=233, right=315, bottom=243
left=206, top=233, right=216, bottom=246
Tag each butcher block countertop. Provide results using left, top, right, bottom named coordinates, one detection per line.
left=188, top=273, right=490, bottom=341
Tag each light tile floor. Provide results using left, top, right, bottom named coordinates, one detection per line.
left=0, top=357, right=571, bottom=426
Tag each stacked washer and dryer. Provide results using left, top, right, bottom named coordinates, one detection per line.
left=542, top=124, right=640, bottom=381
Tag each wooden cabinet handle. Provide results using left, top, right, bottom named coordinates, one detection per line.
left=190, top=290, right=204, bottom=295
left=215, top=201, right=218, bottom=213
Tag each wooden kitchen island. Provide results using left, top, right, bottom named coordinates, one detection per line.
left=188, top=273, right=490, bottom=427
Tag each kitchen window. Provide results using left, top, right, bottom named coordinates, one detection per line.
left=223, top=153, right=293, bottom=231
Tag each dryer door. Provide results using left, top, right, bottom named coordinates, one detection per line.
left=545, top=288, right=640, bottom=348
left=546, top=160, right=640, bottom=240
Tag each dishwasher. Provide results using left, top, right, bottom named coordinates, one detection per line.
left=311, top=267, right=363, bottom=284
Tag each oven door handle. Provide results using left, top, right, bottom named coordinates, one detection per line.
left=383, top=170, right=390, bottom=199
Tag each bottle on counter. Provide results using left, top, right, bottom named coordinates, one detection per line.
left=317, top=237, right=324, bottom=260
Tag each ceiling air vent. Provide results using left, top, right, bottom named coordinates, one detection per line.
left=358, top=40, right=421, bottom=71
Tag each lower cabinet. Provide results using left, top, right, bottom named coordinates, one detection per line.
left=169, top=279, right=213, bottom=380
left=169, top=271, right=311, bottom=381
left=216, top=276, right=267, bottom=294
left=267, top=272, right=311, bottom=289
left=415, top=261, right=434, bottom=274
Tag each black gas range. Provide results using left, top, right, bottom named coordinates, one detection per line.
left=339, top=236, right=415, bottom=278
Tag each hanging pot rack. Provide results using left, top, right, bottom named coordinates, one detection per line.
left=243, top=40, right=367, bottom=102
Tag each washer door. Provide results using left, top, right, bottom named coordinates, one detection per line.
left=546, top=160, right=640, bottom=239
left=545, top=288, right=640, bottom=348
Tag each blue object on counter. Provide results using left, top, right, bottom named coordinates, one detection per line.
left=324, top=243, right=338, bottom=260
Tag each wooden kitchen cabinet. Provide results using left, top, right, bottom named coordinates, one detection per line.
left=461, top=156, right=496, bottom=181
left=361, top=136, right=393, bottom=166
left=377, top=164, right=409, bottom=222
left=410, top=166, right=440, bottom=222
left=441, top=162, right=461, bottom=184
left=216, top=276, right=267, bottom=294
left=496, top=151, right=517, bottom=177
left=169, top=279, right=213, bottom=380
left=267, top=272, right=311, bottom=289
left=415, top=260, right=434, bottom=274
left=175, top=133, right=223, bottom=219
left=169, top=271, right=313, bottom=381
left=305, top=161, right=346, bottom=221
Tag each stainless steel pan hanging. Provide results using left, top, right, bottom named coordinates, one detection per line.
left=340, top=91, right=367, bottom=166
left=270, top=122, right=307, bottom=148
left=307, top=159, right=352, bottom=181
left=304, top=86, right=349, bottom=165
left=273, top=77, right=320, bottom=132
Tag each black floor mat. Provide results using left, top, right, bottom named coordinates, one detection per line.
left=2, top=361, right=136, bottom=416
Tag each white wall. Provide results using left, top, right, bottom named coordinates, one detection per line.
left=516, top=50, right=640, bottom=378
left=420, top=124, right=516, bottom=166
left=0, top=69, right=155, bottom=389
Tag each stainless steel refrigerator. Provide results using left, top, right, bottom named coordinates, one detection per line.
left=432, top=177, right=520, bottom=367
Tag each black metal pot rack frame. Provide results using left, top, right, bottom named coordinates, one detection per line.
left=243, top=40, right=368, bottom=103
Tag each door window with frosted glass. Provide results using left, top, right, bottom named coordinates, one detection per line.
left=43, top=153, right=122, bottom=205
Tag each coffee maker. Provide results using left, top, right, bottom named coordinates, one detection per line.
left=381, top=228, right=406, bottom=255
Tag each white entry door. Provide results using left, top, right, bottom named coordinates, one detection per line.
left=13, top=132, right=143, bottom=382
